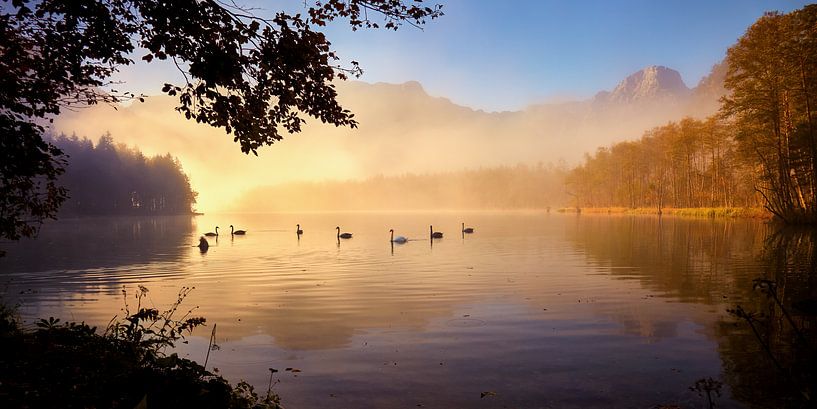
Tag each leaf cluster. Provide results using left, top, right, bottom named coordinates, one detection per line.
left=3, top=0, right=442, bottom=154
left=0, top=121, right=67, bottom=241
left=308, top=0, right=444, bottom=31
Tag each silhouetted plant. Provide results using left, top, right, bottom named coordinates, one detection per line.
left=106, top=285, right=206, bottom=358
left=232, top=380, right=281, bottom=408
left=752, top=278, right=810, bottom=347
left=729, top=274, right=816, bottom=406
left=727, top=305, right=786, bottom=373
left=689, top=377, right=723, bottom=409
left=204, top=322, right=220, bottom=371
left=0, top=299, right=19, bottom=333
left=0, top=289, right=282, bottom=408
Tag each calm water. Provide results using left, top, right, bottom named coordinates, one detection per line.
left=1, top=212, right=814, bottom=408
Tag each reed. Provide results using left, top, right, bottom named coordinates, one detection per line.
left=572, top=207, right=770, bottom=219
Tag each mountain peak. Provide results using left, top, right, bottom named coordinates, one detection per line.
left=596, top=65, right=690, bottom=104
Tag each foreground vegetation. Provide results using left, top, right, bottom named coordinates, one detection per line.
left=0, top=287, right=280, bottom=409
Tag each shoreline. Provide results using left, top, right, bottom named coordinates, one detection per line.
left=557, top=207, right=771, bottom=219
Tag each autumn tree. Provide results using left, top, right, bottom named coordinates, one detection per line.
left=566, top=117, right=758, bottom=211
left=0, top=0, right=443, bottom=244
left=722, top=5, right=817, bottom=223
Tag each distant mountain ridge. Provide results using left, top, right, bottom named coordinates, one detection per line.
left=231, top=63, right=727, bottom=212
left=595, top=63, right=727, bottom=117
left=275, top=65, right=728, bottom=193
left=54, top=61, right=729, bottom=211
left=594, top=65, right=691, bottom=104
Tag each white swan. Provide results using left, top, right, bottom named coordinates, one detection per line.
left=390, top=229, right=407, bottom=243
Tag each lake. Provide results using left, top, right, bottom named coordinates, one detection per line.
left=1, top=212, right=814, bottom=408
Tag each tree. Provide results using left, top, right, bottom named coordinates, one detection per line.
left=0, top=0, right=443, bottom=244
left=51, top=134, right=198, bottom=216
left=565, top=116, right=758, bottom=211
left=722, top=6, right=817, bottom=223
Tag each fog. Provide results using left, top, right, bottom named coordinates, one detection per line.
left=53, top=76, right=721, bottom=212
left=235, top=164, right=568, bottom=212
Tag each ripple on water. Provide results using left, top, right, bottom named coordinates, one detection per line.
left=445, top=318, right=488, bottom=328
left=0, top=213, right=778, bottom=409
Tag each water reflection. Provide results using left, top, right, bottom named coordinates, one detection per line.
left=1, top=216, right=195, bottom=274
left=718, top=227, right=817, bottom=408
left=566, top=216, right=817, bottom=408
left=1, top=213, right=815, bottom=407
left=566, top=215, right=768, bottom=304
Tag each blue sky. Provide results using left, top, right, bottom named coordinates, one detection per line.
left=118, top=0, right=811, bottom=112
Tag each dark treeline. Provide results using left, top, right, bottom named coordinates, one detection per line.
left=566, top=117, right=760, bottom=210
left=568, top=5, right=817, bottom=224
left=49, top=134, right=197, bottom=216
left=239, top=163, right=568, bottom=212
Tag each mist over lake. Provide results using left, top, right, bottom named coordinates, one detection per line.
left=3, top=1, right=817, bottom=408
left=3, top=212, right=809, bottom=408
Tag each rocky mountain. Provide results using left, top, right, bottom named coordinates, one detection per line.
left=594, top=65, right=691, bottom=104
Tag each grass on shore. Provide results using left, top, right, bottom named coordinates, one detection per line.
left=557, top=207, right=770, bottom=219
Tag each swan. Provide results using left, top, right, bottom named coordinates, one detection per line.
left=296, top=224, right=303, bottom=235
left=430, top=225, right=443, bottom=239
left=337, top=226, right=353, bottom=239
left=230, top=225, right=246, bottom=235
left=197, top=236, right=209, bottom=251
left=390, top=229, right=407, bottom=243
left=462, top=223, right=474, bottom=233
left=204, top=226, right=219, bottom=237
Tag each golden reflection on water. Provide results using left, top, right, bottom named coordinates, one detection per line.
left=1, top=212, right=808, bottom=408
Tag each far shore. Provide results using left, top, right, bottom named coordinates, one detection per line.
left=557, top=207, right=771, bottom=219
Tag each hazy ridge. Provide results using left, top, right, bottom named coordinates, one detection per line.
left=54, top=63, right=725, bottom=212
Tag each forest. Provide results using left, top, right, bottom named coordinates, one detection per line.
left=237, top=163, right=568, bottom=212
left=566, top=117, right=760, bottom=210
left=49, top=134, right=197, bottom=216
left=568, top=6, right=817, bottom=223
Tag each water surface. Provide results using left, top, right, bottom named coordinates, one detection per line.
left=1, top=212, right=812, bottom=408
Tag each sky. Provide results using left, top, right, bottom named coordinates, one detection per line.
left=68, top=0, right=814, bottom=212
left=113, top=0, right=811, bottom=112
